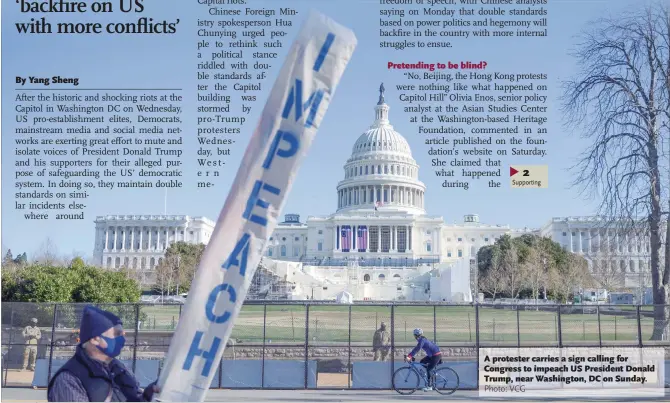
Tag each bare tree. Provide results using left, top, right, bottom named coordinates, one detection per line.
left=524, top=248, right=549, bottom=306
left=479, top=261, right=505, bottom=300
left=154, top=259, right=176, bottom=298
left=562, top=4, right=669, bottom=339
left=553, top=255, right=594, bottom=303
left=591, top=231, right=626, bottom=290
left=500, top=244, right=526, bottom=300
left=33, top=237, right=61, bottom=266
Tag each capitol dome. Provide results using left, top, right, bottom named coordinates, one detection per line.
left=336, top=84, right=426, bottom=215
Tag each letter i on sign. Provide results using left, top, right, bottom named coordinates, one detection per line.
left=154, top=12, right=357, bottom=402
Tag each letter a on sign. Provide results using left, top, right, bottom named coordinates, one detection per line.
left=155, top=11, right=357, bottom=402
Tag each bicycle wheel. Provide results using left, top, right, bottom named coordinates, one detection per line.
left=433, top=366, right=459, bottom=395
left=392, top=366, right=420, bottom=395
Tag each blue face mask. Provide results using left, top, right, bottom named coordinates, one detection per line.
left=97, top=335, right=125, bottom=358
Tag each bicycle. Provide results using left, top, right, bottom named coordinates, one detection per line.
left=392, top=356, right=460, bottom=395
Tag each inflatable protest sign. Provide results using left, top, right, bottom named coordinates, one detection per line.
left=154, top=11, right=357, bottom=402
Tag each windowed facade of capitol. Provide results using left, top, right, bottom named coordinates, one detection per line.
left=92, top=85, right=661, bottom=295
left=93, top=215, right=215, bottom=274
left=265, top=85, right=516, bottom=268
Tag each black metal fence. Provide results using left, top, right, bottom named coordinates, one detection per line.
left=1, top=301, right=668, bottom=389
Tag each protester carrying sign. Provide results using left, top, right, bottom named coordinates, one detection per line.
left=47, top=306, right=159, bottom=402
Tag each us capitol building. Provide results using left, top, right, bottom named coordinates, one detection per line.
left=93, top=85, right=656, bottom=299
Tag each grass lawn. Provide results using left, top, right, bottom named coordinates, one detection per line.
left=139, top=304, right=652, bottom=345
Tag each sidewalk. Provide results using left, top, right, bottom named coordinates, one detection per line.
left=1, top=388, right=668, bottom=402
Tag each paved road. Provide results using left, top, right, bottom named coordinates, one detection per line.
left=2, top=388, right=668, bottom=402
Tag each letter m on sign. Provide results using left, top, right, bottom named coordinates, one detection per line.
left=281, top=33, right=335, bottom=128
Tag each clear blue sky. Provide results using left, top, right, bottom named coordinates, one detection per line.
left=1, top=0, right=654, bottom=259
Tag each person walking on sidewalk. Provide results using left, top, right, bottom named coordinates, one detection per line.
left=47, top=306, right=159, bottom=402
left=22, top=318, right=41, bottom=371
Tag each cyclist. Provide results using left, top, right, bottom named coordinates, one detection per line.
left=405, top=328, right=441, bottom=391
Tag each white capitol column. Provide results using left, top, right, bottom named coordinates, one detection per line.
left=577, top=230, right=582, bottom=253
left=614, top=230, right=621, bottom=254
left=121, top=227, right=126, bottom=251
left=148, top=228, right=152, bottom=250
left=105, top=227, right=109, bottom=251
left=377, top=225, right=382, bottom=252
left=113, top=228, right=118, bottom=251
left=157, top=227, right=161, bottom=250
left=139, top=227, right=143, bottom=251
left=569, top=229, right=573, bottom=252
left=390, top=226, right=394, bottom=251
left=130, top=228, right=135, bottom=251
left=408, top=226, right=413, bottom=251
left=624, top=233, right=629, bottom=253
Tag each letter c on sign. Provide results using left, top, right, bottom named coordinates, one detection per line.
left=205, top=284, right=237, bottom=323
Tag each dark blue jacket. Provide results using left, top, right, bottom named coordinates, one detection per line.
left=408, top=336, right=441, bottom=358
left=47, top=345, right=150, bottom=402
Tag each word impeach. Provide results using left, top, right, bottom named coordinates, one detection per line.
left=155, top=12, right=356, bottom=402
left=182, top=35, right=333, bottom=377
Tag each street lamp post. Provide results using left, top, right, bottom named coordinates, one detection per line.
left=470, top=257, right=478, bottom=304
left=175, top=255, right=182, bottom=296
left=542, top=257, right=547, bottom=300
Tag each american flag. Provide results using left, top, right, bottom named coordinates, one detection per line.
left=341, top=226, right=351, bottom=251
left=357, top=226, right=367, bottom=250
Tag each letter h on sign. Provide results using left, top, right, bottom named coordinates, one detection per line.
left=182, top=331, right=221, bottom=377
